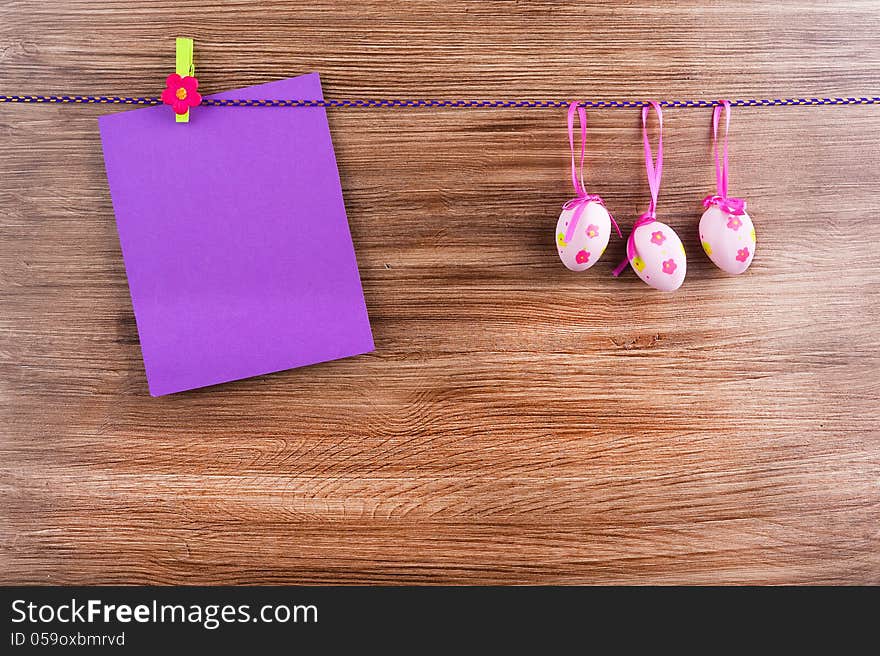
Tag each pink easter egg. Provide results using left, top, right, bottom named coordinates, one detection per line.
left=629, top=220, right=686, bottom=292
left=699, top=205, right=755, bottom=274
left=555, top=202, right=612, bottom=272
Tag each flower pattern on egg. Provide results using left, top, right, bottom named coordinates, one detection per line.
left=699, top=204, right=755, bottom=275
left=650, top=231, right=666, bottom=246
left=555, top=201, right=613, bottom=272
left=661, top=259, right=677, bottom=275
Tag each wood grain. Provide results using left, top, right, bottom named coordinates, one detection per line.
left=1, top=0, right=879, bottom=585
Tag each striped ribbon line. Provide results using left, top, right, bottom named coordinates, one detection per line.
left=1, top=94, right=879, bottom=109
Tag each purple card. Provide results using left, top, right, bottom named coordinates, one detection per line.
left=99, top=73, right=373, bottom=396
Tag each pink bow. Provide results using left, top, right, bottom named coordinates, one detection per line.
left=612, top=211, right=656, bottom=277
left=562, top=194, right=622, bottom=243
left=702, top=194, right=747, bottom=215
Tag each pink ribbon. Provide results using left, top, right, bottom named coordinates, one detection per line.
left=613, top=101, right=663, bottom=277
left=702, top=99, right=747, bottom=215
left=562, top=101, right=621, bottom=244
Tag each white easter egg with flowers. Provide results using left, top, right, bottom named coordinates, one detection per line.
left=629, top=220, right=686, bottom=292
left=555, top=201, right=612, bottom=271
left=699, top=205, right=756, bottom=274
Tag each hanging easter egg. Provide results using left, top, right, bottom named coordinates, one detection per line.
left=613, top=103, right=686, bottom=292
left=555, top=201, right=612, bottom=272
left=699, top=204, right=755, bottom=274
left=629, top=220, right=686, bottom=292
left=700, top=101, right=755, bottom=275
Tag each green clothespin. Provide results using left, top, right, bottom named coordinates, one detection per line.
left=175, top=38, right=194, bottom=123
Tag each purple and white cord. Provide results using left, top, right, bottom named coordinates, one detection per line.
left=1, top=94, right=878, bottom=109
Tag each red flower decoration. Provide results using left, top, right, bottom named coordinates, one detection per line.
left=736, top=247, right=750, bottom=262
left=661, top=258, right=677, bottom=275
left=161, top=73, right=202, bottom=115
left=575, top=250, right=590, bottom=264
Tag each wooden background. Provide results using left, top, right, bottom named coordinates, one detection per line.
left=1, top=1, right=878, bottom=585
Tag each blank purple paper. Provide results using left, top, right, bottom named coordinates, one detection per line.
left=99, top=73, right=373, bottom=396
